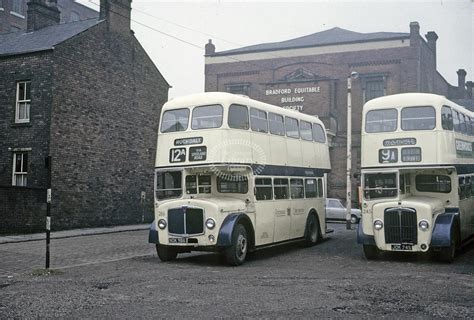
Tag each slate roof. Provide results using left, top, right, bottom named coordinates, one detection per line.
left=212, top=27, right=410, bottom=56
left=0, top=18, right=103, bottom=57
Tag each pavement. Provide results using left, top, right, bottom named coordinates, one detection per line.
left=0, top=224, right=150, bottom=244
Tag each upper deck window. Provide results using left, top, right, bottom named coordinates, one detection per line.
left=161, top=108, right=189, bottom=133
left=228, top=104, right=249, bottom=130
left=460, top=113, right=467, bottom=134
left=401, top=106, right=435, bottom=131
left=365, top=108, right=397, bottom=133
left=285, top=117, right=299, bottom=139
left=191, top=104, right=223, bottom=129
left=441, top=106, right=453, bottom=130
left=453, top=110, right=461, bottom=132
left=269, top=112, right=285, bottom=136
left=312, top=123, right=326, bottom=143
left=300, top=121, right=313, bottom=141
left=250, top=108, right=268, bottom=133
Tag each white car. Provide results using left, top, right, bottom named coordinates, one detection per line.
left=326, top=198, right=361, bottom=224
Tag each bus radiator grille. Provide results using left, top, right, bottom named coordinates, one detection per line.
left=384, top=208, right=418, bottom=244
left=168, top=207, right=204, bottom=235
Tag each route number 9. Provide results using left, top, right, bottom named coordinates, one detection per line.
left=378, top=148, right=398, bottom=163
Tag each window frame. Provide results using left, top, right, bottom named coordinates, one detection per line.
left=441, top=105, right=453, bottom=131
left=255, top=177, right=273, bottom=201
left=228, top=104, right=249, bottom=130
left=273, top=178, right=289, bottom=200
left=312, top=123, right=326, bottom=143
left=299, top=120, right=313, bottom=141
left=290, top=178, right=304, bottom=199
left=160, top=108, right=190, bottom=133
left=365, top=108, right=398, bottom=133
left=191, top=104, right=223, bottom=130
left=268, top=112, right=285, bottom=136
left=304, top=178, right=318, bottom=198
left=12, top=152, right=28, bottom=187
left=401, top=106, right=436, bottom=131
left=250, top=107, right=268, bottom=133
left=15, top=81, right=31, bottom=124
left=285, top=116, right=300, bottom=139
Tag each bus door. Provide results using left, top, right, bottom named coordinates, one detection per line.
left=273, top=178, right=291, bottom=242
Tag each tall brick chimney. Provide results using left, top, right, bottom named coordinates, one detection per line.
left=100, top=0, right=132, bottom=34
left=409, top=21, right=420, bottom=41
left=27, top=0, right=60, bottom=32
left=425, top=31, right=438, bottom=66
left=205, top=39, right=215, bottom=55
left=457, top=69, right=467, bottom=90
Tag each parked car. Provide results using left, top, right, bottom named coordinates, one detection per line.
left=326, top=198, right=361, bottom=224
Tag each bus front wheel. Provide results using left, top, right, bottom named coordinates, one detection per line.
left=438, top=226, right=458, bottom=263
left=156, top=244, right=178, bottom=262
left=225, top=224, right=248, bottom=266
left=363, top=244, right=379, bottom=260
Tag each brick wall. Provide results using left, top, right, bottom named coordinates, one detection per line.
left=48, top=22, right=168, bottom=230
left=0, top=186, right=46, bottom=234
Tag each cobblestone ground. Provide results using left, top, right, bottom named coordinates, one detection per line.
left=0, top=223, right=473, bottom=319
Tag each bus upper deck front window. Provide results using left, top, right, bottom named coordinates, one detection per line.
left=161, top=108, right=189, bottom=133
left=156, top=171, right=182, bottom=200
left=364, top=172, right=398, bottom=199
left=191, top=104, right=223, bottom=129
left=365, top=108, right=397, bottom=133
left=401, top=106, right=435, bottom=131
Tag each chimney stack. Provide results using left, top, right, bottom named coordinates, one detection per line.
left=409, top=21, right=420, bottom=37
left=425, top=31, right=438, bottom=66
left=205, top=39, right=215, bottom=55
left=100, top=0, right=132, bottom=35
left=457, top=69, right=467, bottom=90
left=27, top=0, right=60, bottom=32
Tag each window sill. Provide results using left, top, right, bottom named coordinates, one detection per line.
left=10, top=11, right=25, bottom=19
left=11, top=122, right=32, bottom=128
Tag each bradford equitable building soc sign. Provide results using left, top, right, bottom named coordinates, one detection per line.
left=265, top=86, right=321, bottom=112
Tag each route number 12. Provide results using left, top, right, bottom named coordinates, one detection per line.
left=169, top=148, right=186, bottom=163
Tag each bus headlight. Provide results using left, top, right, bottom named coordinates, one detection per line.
left=205, top=218, right=216, bottom=230
left=158, top=219, right=167, bottom=230
left=373, top=220, right=384, bottom=230
left=418, top=220, right=429, bottom=231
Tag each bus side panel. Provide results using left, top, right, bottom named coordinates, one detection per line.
left=431, top=211, right=458, bottom=248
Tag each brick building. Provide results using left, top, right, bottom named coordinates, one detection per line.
left=204, top=22, right=474, bottom=203
left=0, top=0, right=98, bottom=33
left=0, top=0, right=169, bottom=233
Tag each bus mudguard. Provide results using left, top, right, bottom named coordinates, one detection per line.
left=148, top=220, right=159, bottom=244
left=357, top=223, right=375, bottom=245
left=431, top=210, right=459, bottom=248
left=217, top=213, right=254, bottom=248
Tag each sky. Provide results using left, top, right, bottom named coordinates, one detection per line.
left=79, top=0, right=473, bottom=99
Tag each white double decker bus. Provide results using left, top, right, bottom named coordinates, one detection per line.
left=149, top=92, right=330, bottom=265
left=358, top=93, right=474, bottom=262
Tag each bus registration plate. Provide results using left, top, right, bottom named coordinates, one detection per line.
left=169, top=237, right=187, bottom=244
left=391, top=244, right=412, bottom=251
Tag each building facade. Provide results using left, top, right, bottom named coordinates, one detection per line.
left=204, top=22, right=474, bottom=203
left=0, top=0, right=169, bottom=233
left=0, top=0, right=98, bottom=33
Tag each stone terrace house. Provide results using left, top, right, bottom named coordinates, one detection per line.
left=204, top=22, right=474, bottom=202
left=0, top=0, right=98, bottom=33
left=0, top=0, right=169, bottom=233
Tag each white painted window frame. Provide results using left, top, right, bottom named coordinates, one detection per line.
left=12, top=152, right=28, bottom=186
left=15, top=81, right=31, bottom=123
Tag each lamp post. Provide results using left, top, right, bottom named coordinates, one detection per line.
left=346, top=71, right=358, bottom=230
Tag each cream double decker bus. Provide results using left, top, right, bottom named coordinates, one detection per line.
left=148, top=92, right=330, bottom=265
left=358, top=93, right=474, bottom=262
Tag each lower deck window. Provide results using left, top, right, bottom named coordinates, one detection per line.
left=363, top=173, right=397, bottom=199
left=217, top=176, right=248, bottom=194
left=255, top=178, right=272, bottom=200
left=274, top=178, right=289, bottom=199
left=290, top=179, right=304, bottom=199
left=156, top=171, right=182, bottom=200
left=415, top=174, right=451, bottom=193
left=305, top=179, right=317, bottom=198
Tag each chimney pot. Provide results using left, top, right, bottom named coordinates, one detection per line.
left=410, top=21, right=420, bottom=36
left=457, top=69, right=467, bottom=89
left=205, top=39, right=216, bottom=55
